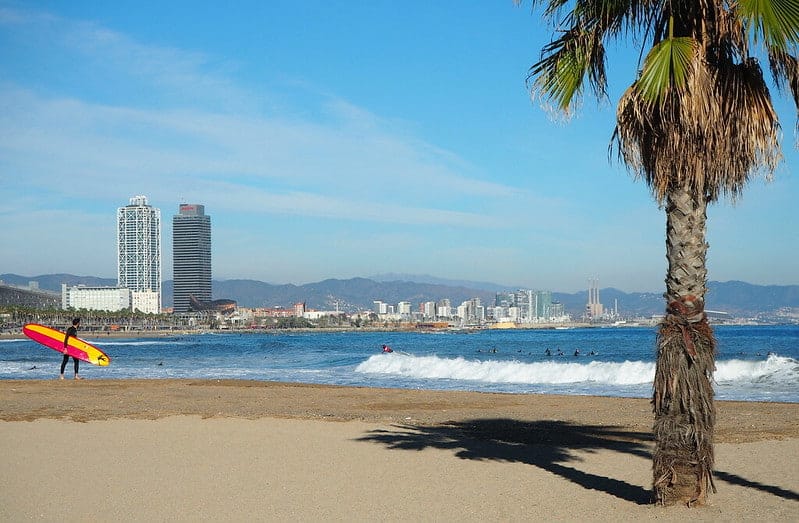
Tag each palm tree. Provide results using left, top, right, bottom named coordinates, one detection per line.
left=521, top=0, right=798, bottom=506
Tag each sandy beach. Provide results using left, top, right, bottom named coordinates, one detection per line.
left=1, top=380, right=797, bottom=521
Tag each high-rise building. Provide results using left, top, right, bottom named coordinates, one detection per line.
left=117, top=195, right=161, bottom=314
left=172, top=203, right=212, bottom=313
left=535, top=290, right=552, bottom=320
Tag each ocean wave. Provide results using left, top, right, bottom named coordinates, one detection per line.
left=355, top=353, right=799, bottom=387
left=356, top=354, right=655, bottom=385
left=715, top=355, right=798, bottom=384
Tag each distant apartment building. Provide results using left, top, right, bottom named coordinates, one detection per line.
left=62, top=284, right=131, bottom=312
left=515, top=289, right=535, bottom=321
left=495, top=292, right=515, bottom=308
left=492, top=289, right=561, bottom=323
left=436, top=299, right=452, bottom=319
left=117, top=195, right=161, bottom=314
left=421, top=301, right=436, bottom=319
left=458, top=297, right=484, bottom=323
left=373, top=301, right=389, bottom=315
left=172, top=203, right=212, bottom=313
left=550, top=302, right=566, bottom=319
left=535, top=291, right=553, bottom=319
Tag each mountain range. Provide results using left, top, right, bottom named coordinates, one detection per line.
left=2, top=273, right=798, bottom=318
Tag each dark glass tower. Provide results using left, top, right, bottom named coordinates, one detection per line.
left=172, top=204, right=211, bottom=313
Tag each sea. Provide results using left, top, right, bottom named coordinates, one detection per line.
left=1, top=325, right=797, bottom=403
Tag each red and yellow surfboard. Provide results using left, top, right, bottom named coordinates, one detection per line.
left=23, top=323, right=111, bottom=366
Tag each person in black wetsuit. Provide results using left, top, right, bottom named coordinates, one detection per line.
left=60, top=318, right=83, bottom=380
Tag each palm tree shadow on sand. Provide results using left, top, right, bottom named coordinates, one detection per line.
left=357, top=418, right=799, bottom=505
left=357, top=419, right=654, bottom=505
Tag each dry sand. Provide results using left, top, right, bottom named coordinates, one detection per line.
left=1, top=379, right=797, bottom=521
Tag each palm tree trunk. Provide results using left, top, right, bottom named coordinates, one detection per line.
left=652, top=183, right=717, bottom=506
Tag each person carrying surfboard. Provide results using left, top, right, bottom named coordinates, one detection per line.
left=61, top=318, right=83, bottom=380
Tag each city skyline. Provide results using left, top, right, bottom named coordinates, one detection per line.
left=1, top=2, right=798, bottom=294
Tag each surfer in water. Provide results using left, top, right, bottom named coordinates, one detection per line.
left=381, top=344, right=393, bottom=353
left=61, top=318, right=82, bottom=380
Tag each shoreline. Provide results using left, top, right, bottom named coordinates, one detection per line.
left=2, top=379, right=797, bottom=443
left=3, top=325, right=596, bottom=341
left=4, top=320, right=794, bottom=341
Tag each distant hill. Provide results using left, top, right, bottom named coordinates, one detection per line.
left=370, top=273, right=512, bottom=293
left=3, top=273, right=798, bottom=317
left=211, top=277, right=497, bottom=312
left=702, top=280, right=799, bottom=316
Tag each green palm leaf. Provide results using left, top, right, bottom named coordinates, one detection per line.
left=738, top=0, right=799, bottom=48
left=530, top=28, right=598, bottom=111
left=635, top=36, right=697, bottom=103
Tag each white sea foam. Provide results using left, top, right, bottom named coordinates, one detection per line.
left=356, top=354, right=655, bottom=385
left=715, top=355, right=798, bottom=384
left=355, top=353, right=799, bottom=388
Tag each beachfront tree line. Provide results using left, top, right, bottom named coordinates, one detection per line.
left=0, top=306, right=185, bottom=333
left=0, top=306, right=388, bottom=332
left=523, top=0, right=798, bottom=506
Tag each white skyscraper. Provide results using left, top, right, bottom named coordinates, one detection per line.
left=117, top=195, right=161, bottom=314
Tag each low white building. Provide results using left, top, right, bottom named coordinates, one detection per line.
left=422, top=301, right=436, bottom=319
left=303, top=310, right=346, bottom=320
left=62, top=284, right=131, bottom=312
left=131, top=290, right=160, bottom=314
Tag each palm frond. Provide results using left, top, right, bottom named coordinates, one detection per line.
left=528, top=27, right=606, bottom=111
left=573, top=0, right=646, bottom=36
left=769, top=49, right=799, bottom=133
left=518, top=0, right=571, bottom=23
left=737, top=0, right=799, bottom=49
left=711, top=59, right=781, bottom=197
left=615, top=56, right=780, bottom=203
left=636, top=36, right=698, bottom=103
left=525, top=0, right=655, bottom=113
left=538, top=0, right=572, bottom=19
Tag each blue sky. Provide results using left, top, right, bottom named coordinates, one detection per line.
left=1, top=1, right=797, bottom=293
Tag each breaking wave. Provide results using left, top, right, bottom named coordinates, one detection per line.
left=355, top=353, right=798, bottom=388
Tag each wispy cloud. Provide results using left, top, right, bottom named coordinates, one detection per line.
left=1, top=5, right=529, bottom=230
left=1, top=85, right=524, bottom=223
